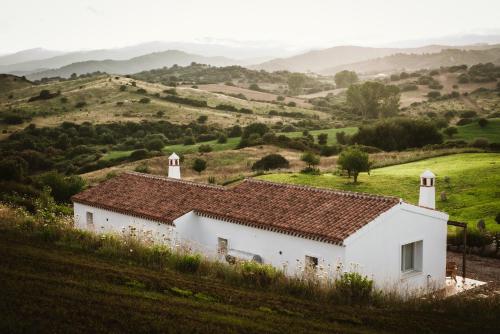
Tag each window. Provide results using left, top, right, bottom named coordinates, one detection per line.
left=401, top=241, right=423, bottom=273
left=217, top=238, right=228, bottom=255
left=86, top=211, right=94, bottom=230
left=305, top=255, right=318, bottom=271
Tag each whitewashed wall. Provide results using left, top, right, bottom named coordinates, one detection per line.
left=174, top=212, right=345, bottom=277
left=74, top=203, right=175, bottom=245
left=344, top=203, right=448, bottom=293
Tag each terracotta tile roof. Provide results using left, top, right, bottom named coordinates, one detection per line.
left=72, top=172, right=400, bottom=244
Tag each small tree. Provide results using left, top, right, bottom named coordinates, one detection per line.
left=252, top=154, right=289, bottom=171
left=317, top=133, right=328, bottom=145
left=192, top=158, right=207, bottom=174
left=197, top=115, right=208, bottom=124
left=443, top=126, right=458, bottom=138
left=217, top=133, right=228, bottom=144
left=198, top=144, right=212, bottom=153
left=301, top=152, right=320, bottom=169
left=478, top=118, right=489, bottom=128
left=337, top=147, right=370, bottom=183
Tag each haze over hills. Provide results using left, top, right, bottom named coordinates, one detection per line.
left=0, top=41, right=298, bottom=75
left=24, top=50, right=238, bottom=80
left=252, top=44, right=500, bottom=73
left=321, top=47, right=500, bottom=75
left=0, top=48, right=64, bottom=66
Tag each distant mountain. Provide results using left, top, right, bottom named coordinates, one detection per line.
left=0, top=41, right=296, bottom=75
left=0, top=48, right=64, bottom=66
left=252, top=44, right=500, bottom=73
left=25, top=50, right=238, bottom=80
left=321, top=47, right=500, bottom=75
left=384, top=33, right=500, bottom=48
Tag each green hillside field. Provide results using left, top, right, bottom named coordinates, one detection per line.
left=259, top=153, right=500, bottom=233
left=452, top=118, right=500, bottom=143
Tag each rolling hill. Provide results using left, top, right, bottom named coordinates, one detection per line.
left=25, top=51, right=238, bottom=80
left=322, top=47, right=500, bottom=75
left=0, top=48, right=64, bottom=66
left=252, top=44, right=500, bottom=73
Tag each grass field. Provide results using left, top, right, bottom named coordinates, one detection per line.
left=0, top=225, right=498, bottom=334
left=259, top=153, right=500, bottom=232
left=452, top=118, right=500, bottom=143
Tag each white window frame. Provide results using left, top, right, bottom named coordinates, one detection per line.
left=86, top=211, right=94, bottom=230
left=400, top=240, right=423, bottom=277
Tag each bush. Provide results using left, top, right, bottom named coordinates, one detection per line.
left=456, top=118, right=474, bottom=126
left=252, top=154, right=289, bottom=171
left=2, top=114, right=25, bottom=125
left=75, top=101, right=87, bottom=108
left=197, top=115, right=208, bottom=124
left=192, top=158, right=207, bottom=174
left=198, top=144, right=212, bottom=153
left=174, top=254, right=201, bottom=273
left=183, top=136, right=196, bottom=145
left=129, top=149, right=149, bottom=161
left=427, top=91, right=441, bottom=99
left=0, top=157, right=28, bottom=181
left=139, top=97, right=150, bottom=104
left=470, top=137, right=489, bottom=148
left=36, top=171, right=85, bottom=202
left=478, top=118, right=489, bottom=128
left=217, top=134, right=227, bottom=144
left=350, top=118, right=443, bottom=151
left=443, top=127, right=458, bottom=138
left=317, top=133, right=328, bottom=145
left=145, top=138, right=165, bottom=151
left=333, top=272, right=373, bottom=304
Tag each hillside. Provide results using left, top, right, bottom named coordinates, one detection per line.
left=323, top=48, right=500, bottom=75
left=0, top=74, right=33, bottom=94
left=0, top=216, right=498, bottom=334
left=25, top=51, right=239, bottom=80
left=253, top=44, right=500, bottom=73
left=0, top=48, right=64, bottom=66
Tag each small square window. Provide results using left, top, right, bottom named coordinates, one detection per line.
left=401, top=241, right=423, bottom=273
left=305, top=255, right=318, bottom=271
left=217, top=238, right=228, bottom=255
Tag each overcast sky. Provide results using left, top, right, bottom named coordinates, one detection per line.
left=2, top=0, right=500, bottom=54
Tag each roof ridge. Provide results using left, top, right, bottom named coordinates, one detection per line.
left=126, top=172, right=226, bottom=190
left=243, top=177, right=400, bottom=203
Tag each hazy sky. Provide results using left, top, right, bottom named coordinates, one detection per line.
left=2, top=0, right=500, bottom=53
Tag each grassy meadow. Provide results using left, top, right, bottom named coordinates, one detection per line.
left=259, top=153, right=500, bottom=232
left=451, top=118, right=500, bottom=143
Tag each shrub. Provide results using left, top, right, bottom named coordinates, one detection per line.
left=174, top=254, right=201, bottom=273
left=252, top=154, right=290, bottom=171
left=456, top=118, right=474, bottom=126
left=427, top=91, right=441, bottom=99
left=470, top=137, right=489, bottom=148
left=333, top=272, right=373, bottom=304
left=0, top=157, right=28, bottom=181
left=75, top=101, right=87, bottom=108
left=145, top=138, right=165, bottom=151
left=217, top=134, right=227, bottom=144
left=197, top=115, right=208, bottom=124
left=192, top=158, right=207, bottom=174
left=317, top=133, right=328, bottom=145
left=134, top=164, right=150, bottom=173
left=36, top=171, right=85, bottom=202
left=443, top=127, right=458, bottom=138
left=478, top=118, right=489, bottom=128
left=129, top=149, right=149, bottom=161
left=139, top=97, right=150, bottom=104
left=2, top=114, right=25, bottom=125
left=320, top=145, right=341, bottom=157
left=198, top=144, right=212, bottom=153
left=183, top=136, right=195, bottom=145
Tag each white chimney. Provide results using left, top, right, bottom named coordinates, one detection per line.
left=418, top=170, right=435, bottom=209
left=168, top=152, right=181, bottom=179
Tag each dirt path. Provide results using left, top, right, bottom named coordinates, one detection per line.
left=447, top=251, right=500, bottom=282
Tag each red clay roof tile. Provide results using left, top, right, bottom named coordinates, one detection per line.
left=72, top=172, right=400, bottom=244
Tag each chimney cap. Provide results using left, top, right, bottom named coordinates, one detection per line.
left=168, top=152, right=180, bottom=160
left=420, top=170, right=435, bottom=178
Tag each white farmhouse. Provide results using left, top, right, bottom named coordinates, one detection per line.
left=72, top=154, right=449, bottom=293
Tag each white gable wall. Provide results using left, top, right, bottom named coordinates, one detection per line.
left=173, top=212, right=345, bottom=277
left=343, top=203, right=448, bottom=293
left=74, top=203, right=175, bottom=245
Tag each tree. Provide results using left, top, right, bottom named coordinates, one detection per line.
left=252, top=154, right=289, bottom=171
left=197, top=115, right=208, bottom=124
left=192, top=158, right=207, bottom=174
left=334, top=70, right=359, bottom=88
left=217, top=133, right=228, bottom=143
left=317, top=133, right=328, bottom=145
left=346, top=81, right=400, bottom=119
left=288, top=73, right=307, bottom=95
left=443, top=126, right=458, bottom=138
left=337, top=147, right=370, bottom=183
left=37, top=171, right=85, bottom=202
left=0, top=157, right=28, bottom=181
left=336, top=131, right=349, bottom=145
left=228, top=125, right=242, bottom=138
left=478, top=118, right=489, bottom=128
left=301, top=152, right=320, bottom=168
left=145, top=138, right=165, bottom=151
